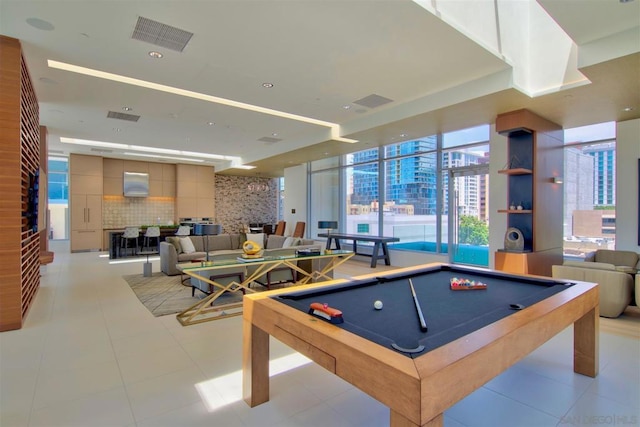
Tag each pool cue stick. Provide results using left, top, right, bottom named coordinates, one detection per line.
left=408, top=278, right=428, bottom=332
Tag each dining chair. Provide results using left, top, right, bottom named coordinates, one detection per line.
left=274, top=220, right=286, bottom=236
left=292, top=221, right=305, bottom=238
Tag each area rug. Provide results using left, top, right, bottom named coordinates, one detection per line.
left=123, top=272, right=245, bottom=317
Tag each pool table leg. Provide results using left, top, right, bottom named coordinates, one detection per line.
left=243, top=320, right=270, bottom=407
left=390, top=410, right=443, bottom=427
left=573, top=305, right=599, bottom=378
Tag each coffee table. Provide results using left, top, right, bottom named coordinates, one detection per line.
left=175, top=250, right=354, bottom=325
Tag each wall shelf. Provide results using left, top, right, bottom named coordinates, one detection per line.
left=498, top=168, right=532, bottom=175
left=497, top=209, right=533, bottom=214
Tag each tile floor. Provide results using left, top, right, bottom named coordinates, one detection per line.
left=1, top=241, right=638, bottom=427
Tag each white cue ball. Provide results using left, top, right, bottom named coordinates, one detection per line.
left=374, top=300, right=383, bottom=310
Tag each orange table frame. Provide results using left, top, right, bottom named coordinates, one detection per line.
left=242, top=263, right=599, bottom=427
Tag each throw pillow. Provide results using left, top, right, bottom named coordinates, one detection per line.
left=247, top=233, right=265, bottom=248
left=179, top=236, right=196, bottom=254
left=165, top=236, right=182, bottom=254
left=282, top=236, right=300, bottom=248
left=266, top=235, right=287, bottom=249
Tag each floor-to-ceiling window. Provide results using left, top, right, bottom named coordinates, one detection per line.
left=441, top=126, right=490, bottom=266
left=382, top=136, right=438, bottom=247
left=346, top=149, right=380, bottom=237
left=562, top=122, right=616, bottom=258
left=309, top=124, right=490, bottom=265
left=48, top=156, right=69, bottom=240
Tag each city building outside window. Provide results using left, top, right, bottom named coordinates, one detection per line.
left=562, top=122, right=616, bottom=258
left=309, top=124, right=490, bottom=266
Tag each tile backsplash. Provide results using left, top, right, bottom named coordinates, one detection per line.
left=103, top=197, right=175, bottom=228
left=101, top=175, right=278, bottom=230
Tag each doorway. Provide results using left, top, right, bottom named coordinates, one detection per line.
left=447, top=165, right=490, bottom=267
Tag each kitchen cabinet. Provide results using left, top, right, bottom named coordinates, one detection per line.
left=70, top=154, right=103, bottom=251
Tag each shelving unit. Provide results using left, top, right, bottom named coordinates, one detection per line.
left=494, top=109, right=564, bottom=277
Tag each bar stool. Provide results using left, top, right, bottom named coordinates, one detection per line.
left=143, top=226, right=161, bottom=252
left=175, top=225, right=190, bottom=236
left=121, top=226, right=140, bottom=256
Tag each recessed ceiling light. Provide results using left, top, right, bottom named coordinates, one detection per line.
left=400, top=133, right=408, bottom=138
left=619, top=0, right=634, bottom=3
left=207, top=121, right=215, bottom=126
left=623, top=107, right=634, bottom=111
left=122, top=106, right=132, bottom=111
left=113, top=128, right=121, bottom=132
left=148, top=51, right=163, bottom=59
left=262, top=82, right=274, bottom=88
left=272, top=133, right=278, bottom=137
left=26, top=18, right=54, bottom=31
left=342, top=105, right=351, bottom=110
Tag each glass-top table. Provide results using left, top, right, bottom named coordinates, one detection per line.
left=175, top=250, right=354, bottom=326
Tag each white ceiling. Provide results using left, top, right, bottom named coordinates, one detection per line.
left=1, top=0, right=638, bottom=176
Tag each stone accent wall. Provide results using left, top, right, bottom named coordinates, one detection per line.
left=215, top=175, right=278, bottom=233
left=103, top=196, right=175, bottom=228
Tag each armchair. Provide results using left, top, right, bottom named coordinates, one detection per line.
left=552, top=249, right=638, bottom=318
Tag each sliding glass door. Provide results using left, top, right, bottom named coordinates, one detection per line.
left=447, top=165, right=489, bottom=266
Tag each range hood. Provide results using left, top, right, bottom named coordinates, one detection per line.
left=123, top=172, right=149, bottom=197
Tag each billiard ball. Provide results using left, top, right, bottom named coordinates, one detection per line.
left=374, top=300, right=383, bottom=310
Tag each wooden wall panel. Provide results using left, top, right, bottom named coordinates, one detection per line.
left=0, top=35, right=41, bottom=331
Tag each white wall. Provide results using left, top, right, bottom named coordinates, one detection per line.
left=283, top=164, right=308, bottom=238
left=488, top=124, right=509, bottom=269
left=615, top=118, right=640, bottom=251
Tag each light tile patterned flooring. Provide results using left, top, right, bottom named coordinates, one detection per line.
left=1, top=241, right=638, bottom=427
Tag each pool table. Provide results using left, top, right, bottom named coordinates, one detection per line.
left=242, top=263, right=599, bottom=427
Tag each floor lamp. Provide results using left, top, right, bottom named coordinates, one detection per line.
left=195, top=224, right=223, bottom=261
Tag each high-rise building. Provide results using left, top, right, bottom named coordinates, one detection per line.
left=350, top=138, right=487, bottom=216
left=583, top=142, right=616, bottom=206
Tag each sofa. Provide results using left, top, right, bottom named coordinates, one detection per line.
left=552, top=249, right=639, bottom=318
left=160, top=233, right=328, bottom=293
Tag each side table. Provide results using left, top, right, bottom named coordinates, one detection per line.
left=138, top=251, right=158, bottom=277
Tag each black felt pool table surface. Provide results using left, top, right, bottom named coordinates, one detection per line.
left=275, top=265, right=571, bottom=357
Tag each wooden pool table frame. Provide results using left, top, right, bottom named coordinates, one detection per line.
left=242, top=263, right=599, bottom=427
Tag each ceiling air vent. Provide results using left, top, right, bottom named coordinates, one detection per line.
left=132, top=16, right=194, bottom=52
left=107, top=111, right=140, bottom=122
left=257, top=136, right=282, bottom=144
left=91, top=148, right=113, bottom=153
left=353, top=94, right=393, bottom=109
